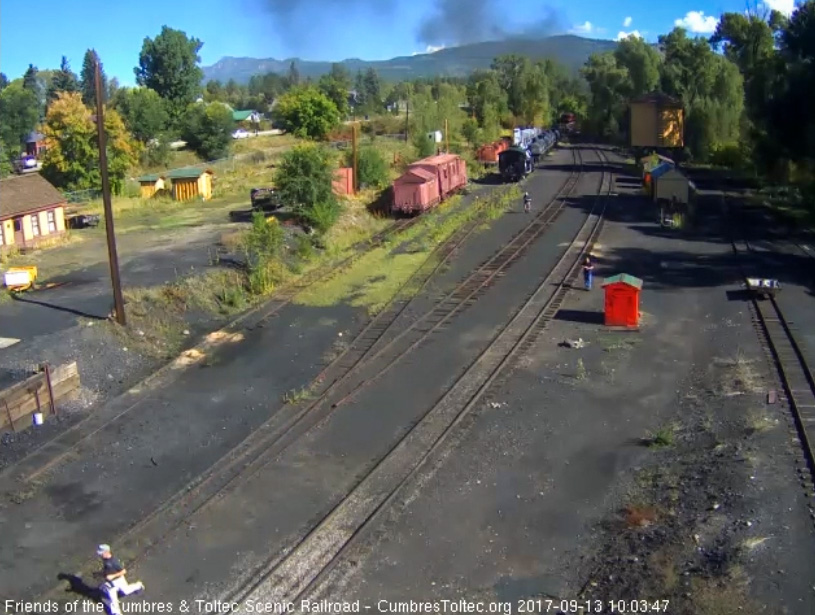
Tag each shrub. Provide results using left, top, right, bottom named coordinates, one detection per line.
left=345, top=147, right=389, bottom=189
left=708, top=143, right=742, bottom=169
left=274, top=144, right=341, bottom=234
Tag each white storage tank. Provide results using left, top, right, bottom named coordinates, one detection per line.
left=426, top=131, right=443, bottom=143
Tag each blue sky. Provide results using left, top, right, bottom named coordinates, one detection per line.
left=0, top=0, right=800, bottom=86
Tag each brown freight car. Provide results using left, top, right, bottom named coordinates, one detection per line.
left=391, top=153, right=468, bottom=215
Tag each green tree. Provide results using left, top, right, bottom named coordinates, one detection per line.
left=461, top=117, right=481, bottom=146
left=272, top=86, right=340, bottom=140
left=581, top=52, right=630, bottom=137
left=179, top=101, right=233, bottom=160
left=466, top=70, right=508, bottom=126
left=47, top=56, right=80, bottom=107
left=359, top=68, right=383, bottom=115
left=205, top=79, right=224, bottom=101
left=248, top=72, right=286, bottom=111
left=274, top=144, right=340, bottom=233
left=135, top=26, right=204, bottom=119
left=287, top=61, right=301, bottom=88
left=80, top=49, right=106, bottom=107
left=22, top=65, right=39, bottom=93
left=318, top=64, right=352, bottom=118
left=0, top=82, right=40, bottom=154
left=40, top=91, right=139, bottom=193
left=613, top=36, right=662, bottom=97
left=108, top=77, right=120, bottom=101
left=115, top=87, right=170, bottom=143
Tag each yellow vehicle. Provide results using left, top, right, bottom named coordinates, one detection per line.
left=3, top=266, right=38, bottom=292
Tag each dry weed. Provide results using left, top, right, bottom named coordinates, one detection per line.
left=714, top=351, right=763, bottom=396
left=624, top=504, right=659, bottom=527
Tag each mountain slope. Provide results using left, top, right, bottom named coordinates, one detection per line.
left=202, top=35, right=617, bottom=84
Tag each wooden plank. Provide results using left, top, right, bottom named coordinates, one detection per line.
left=0, top=363, right=80, bottom=431
left=5, top=375, right=79, bottom=424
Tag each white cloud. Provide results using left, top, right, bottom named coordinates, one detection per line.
left=616, top=30, right=642, bottom=41
left=570, top=21, right=593, bottom=34
left=762, top=0, right=796, bottom=16
left=674, top=10, right=719, bottom=34
left=411, top=45, right=445, bottom=56
left=623, top=16, right=632, bottom=27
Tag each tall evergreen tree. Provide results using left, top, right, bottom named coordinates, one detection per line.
left=47, top=56, right=79, bottom=106
left=22, top=65, right=39, bottom=93
left=80, top=49, right=106, bottom=106
left=287, top=61, right=300, bottom=88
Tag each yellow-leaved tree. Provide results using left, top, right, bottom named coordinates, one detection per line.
left=41, top=91, right=139, bottom=194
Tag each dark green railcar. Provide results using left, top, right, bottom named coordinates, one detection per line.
left=498, top=147, right=533, bottom=182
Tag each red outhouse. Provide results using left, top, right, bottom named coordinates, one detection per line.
left=601, top=274, right=643, bottom=327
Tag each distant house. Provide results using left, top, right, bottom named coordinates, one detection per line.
left=0, top=174, right=67, bottom=251
left=25, top=131, right=46, bottom=158
left=135, top=174, right=168, bottom=199
left=233, top=110, right=262, bottom=124
left=166, top=168, right=214, bottom=201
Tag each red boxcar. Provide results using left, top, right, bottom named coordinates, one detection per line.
left=392, top=153, right=467, bottom=214
left=392, top=167, right=440, bottom=214
left=411, top=153, right=467, bottom=198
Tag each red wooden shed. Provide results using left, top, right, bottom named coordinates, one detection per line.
left=601, top=273, right=643, bottom=328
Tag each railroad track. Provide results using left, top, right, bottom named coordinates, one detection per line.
left=732, top=236, right=815, bottom=491
left=227, top=148, right=613, bottom=609
left=36, top=147, right=587, bottom=602
left=0, top=214, right=425, bottom=490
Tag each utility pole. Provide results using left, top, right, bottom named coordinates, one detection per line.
left=444, top=118, right=449, bottom=153
left=95, top=58, right=126, bottom=326
left=351, top=122, right=359, bottom=194
left=405, top=100, right=409, bottom=142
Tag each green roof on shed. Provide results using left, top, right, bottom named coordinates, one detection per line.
left=135, top=173, right=164, bottom=182
left=166, top=167, right=211, bottom=179
left=602, top=274, right=643, bottom=289
left=232, top=110, right=256, bottom=121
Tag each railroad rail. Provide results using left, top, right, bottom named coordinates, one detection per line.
left=0, top=214, right=424, bottom=490
left=733, top=236, right=815, bottom=489
left=36, top=147, right=589, bottom=604
left=229, top=148, right=613, bottom=608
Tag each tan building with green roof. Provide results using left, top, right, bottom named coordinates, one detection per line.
left=167, top=168, right=214, bottom=201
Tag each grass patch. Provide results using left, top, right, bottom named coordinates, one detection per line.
left=0, top=289, right=12, bottom=305
left=294, top=186, right=519, bottom=314
left=574, top=358, right=587, bottom=380
left=282, top=385, right=314, bottom=404
left=600, top=335, right=642, bottom=352
left=645, top=425, right=675, bottom=448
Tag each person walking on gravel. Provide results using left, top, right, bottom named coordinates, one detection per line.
left=96, top=544, right=145, bottom=615
left=523, top=192, right=532, bottom=213
left=582, top=255, right=595, bottom=290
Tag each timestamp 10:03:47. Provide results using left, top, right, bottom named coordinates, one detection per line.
left=519, top=599, right=671, bottom=613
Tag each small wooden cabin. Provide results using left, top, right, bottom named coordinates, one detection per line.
left=629, top=93, right=684, bottom=149
left=167, top=168, right=214, bottom=201
left=135, top=174, right=168, bottom=199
